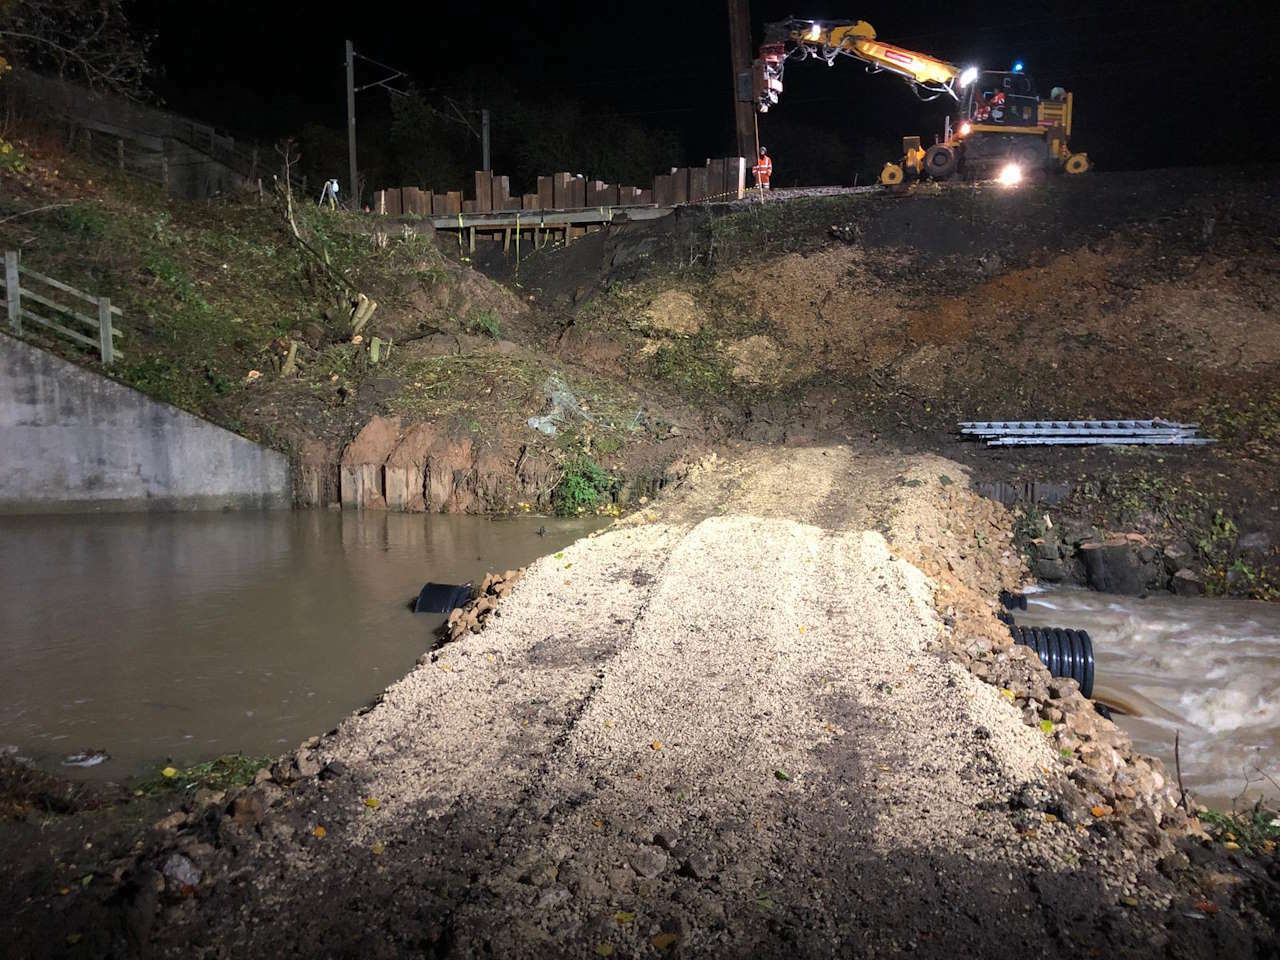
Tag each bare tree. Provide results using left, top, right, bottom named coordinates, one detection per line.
left=0, top=0, right=150, bottom=97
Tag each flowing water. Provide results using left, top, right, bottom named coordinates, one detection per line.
left=1021, top=587, right=1280, bottom=806
left=0, top=511, right=602, bottom=781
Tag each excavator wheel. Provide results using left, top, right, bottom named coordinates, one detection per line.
left=879, top=163, right=905, bottom=186
left=924, top=144, right=958, bottom=180
left=1065, top=153, right=1090, bottom=175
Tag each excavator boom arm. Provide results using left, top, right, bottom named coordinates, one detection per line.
left=756, top=18, right=968, bottom=112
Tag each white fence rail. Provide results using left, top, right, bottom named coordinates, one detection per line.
left=1, top=251, right=123, bottom=365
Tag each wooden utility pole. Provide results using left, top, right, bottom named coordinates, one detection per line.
left=345, top=39, right=359, bottom=209
left=482, top=109, right=491, bottom=172
left=727, top=0, right=755, bottom=163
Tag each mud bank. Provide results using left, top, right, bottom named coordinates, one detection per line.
left=4, top=445, right=1274, bottom=958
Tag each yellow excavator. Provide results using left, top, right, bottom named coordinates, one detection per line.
left=753, top=18, right=1090, bottom=185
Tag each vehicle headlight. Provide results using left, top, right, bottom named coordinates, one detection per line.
left=997, top=163, right=1023, bottom=186
left=959, top=66, right=979, bottom=87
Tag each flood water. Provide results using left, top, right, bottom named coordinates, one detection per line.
left=1022, top=587, right=1280, bottom=806
left=0, top=511, right=602, bottom=780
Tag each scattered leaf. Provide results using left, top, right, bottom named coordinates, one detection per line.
left=371, top=841, right=385, bottom=855
left=1000, top=688, right=1015, bottom=700
left=58, top=887, right=70, bottom=896
left=651, top=740, right=662, bottom=751
left=313, top=826, right=326, bottom=839
left=1038, top=719, right=1054, bottom=734
left=774, top=769, right=791, bottom=782
left=798, top=625, right=806, bottom=634
left=1120, top=896, right=1138, bottom=907
left=1196, top=900, right=1218, bottom=914
left=593, top=819, right=604, bottom=829
left=1223, top=841, right=1241, bottom=851
left=161, top=766, right=178, bottom=779
left=66, top=934, right=82, bottom=945
left=1091, top=805, right=1110, bottom=818
left=653, top=932, right=680, bottom=950
left=80, top=874, right=93, bottom=887
left=554, top=552, right=564, bottom=559
left=939, top=474, right=953, bottom=486
left=364, top=797, right=380, bottom=810
left=595, top=945, right=614, bottom=957
left=613, top=911, right=636, bottom=925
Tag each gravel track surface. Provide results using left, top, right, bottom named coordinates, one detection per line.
left=153, top=446, right=1197, bottom=958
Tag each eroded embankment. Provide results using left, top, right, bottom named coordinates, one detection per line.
left=9, top=445, right=1274, bottom=959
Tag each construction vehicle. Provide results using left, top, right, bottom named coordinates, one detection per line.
left=753, top=18, right=1089, bottom=185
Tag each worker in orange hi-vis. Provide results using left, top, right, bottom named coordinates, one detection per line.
left=753, top=146, right=772, bottom=189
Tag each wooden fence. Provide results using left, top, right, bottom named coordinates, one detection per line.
left=373, top=157, right=747, bottom=218
left=2, top=252, right=123, bottom=365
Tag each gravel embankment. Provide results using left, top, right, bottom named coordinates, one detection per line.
left=111, top=444, right=1255, bottom=958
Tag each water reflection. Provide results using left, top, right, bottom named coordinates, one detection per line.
left=0, top=511, right=601, bottom=779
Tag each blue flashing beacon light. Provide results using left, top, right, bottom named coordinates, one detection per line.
left=1012, top=60, right=1025, bottom=73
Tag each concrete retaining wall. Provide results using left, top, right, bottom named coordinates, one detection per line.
left=0, top=337, right=290, bottom=512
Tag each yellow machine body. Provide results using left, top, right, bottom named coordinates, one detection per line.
left=758, top=18, right=1090, bottom=182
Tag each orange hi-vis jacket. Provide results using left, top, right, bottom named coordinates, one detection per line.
left=753, top=154, right=772, bottom=186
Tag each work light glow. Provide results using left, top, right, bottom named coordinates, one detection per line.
left=808, top=23, right=822, bottom=40
left=959, top=66, right=979, bottom=87
left=997, top=163, right=1023, bottom=186
left=959, top=121, right=972, bottom=136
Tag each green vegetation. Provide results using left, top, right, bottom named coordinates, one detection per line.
left=650, top=331, right=732, bottom=398
left=554, top=453, right=616, bottom=516
left=136, top=753, right=270, bottom=795
left=465, top=308, right=501, bottom=339
left=387, top=354, right=543, bottom=424
left=0, top=141, right=456, bottom=442
left=0, top=138, right=25, bottom=172
left=1050, top=468, right=1278, bottom=600
left=1199, top=804, right=1280, bottom=856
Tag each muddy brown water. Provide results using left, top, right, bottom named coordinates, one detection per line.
left=0, top=511, right=603, bottom=781
left=1021, top=587, right=1280, bottom=807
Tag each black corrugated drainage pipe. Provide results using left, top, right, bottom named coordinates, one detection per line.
left=1007, top=624, right=1095, bottom=699
left=414, top=582, right=473, bottom=614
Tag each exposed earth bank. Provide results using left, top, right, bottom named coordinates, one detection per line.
left=4, top=449, right=1275, bottom=958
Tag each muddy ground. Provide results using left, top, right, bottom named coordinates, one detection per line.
left=490, top=166, right=1279, bottom=597
left=2, top=448, right=1276, bottom=958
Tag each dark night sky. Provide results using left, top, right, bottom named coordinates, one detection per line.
left=134, top=0, right=1275, bottom=185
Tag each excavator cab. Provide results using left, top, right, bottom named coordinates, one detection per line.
left=950, top=69, right=1064, bottom=178
left=963, top=71, right=1039, bottom=127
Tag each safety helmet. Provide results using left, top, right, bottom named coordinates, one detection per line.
left=760, top=146, right=768, bottom=154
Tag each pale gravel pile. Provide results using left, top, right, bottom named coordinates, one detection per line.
left=159, top=444, right=1190, bottom=958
